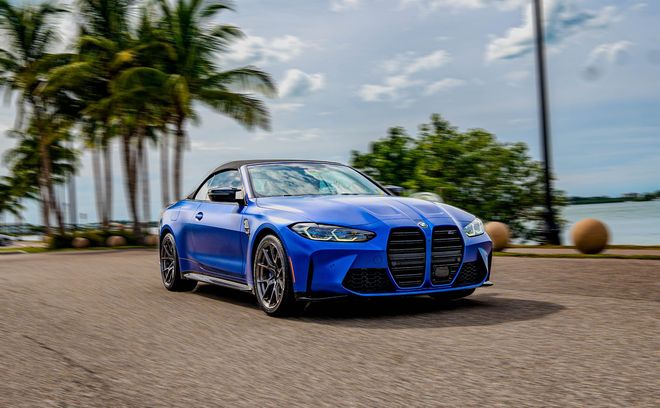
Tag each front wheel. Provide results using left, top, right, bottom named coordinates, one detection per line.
left=160, top=233, right=196, bottom=292
left=430, top=288, right=475, bottom=302
left=253, top=235, right=300, bottom=316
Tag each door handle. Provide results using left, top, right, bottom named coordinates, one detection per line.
left=195, top=212, right=203, bottom=221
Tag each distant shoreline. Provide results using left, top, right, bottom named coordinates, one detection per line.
left=568, top=193, right=660, bottom=206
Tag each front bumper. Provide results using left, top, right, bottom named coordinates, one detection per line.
left=283, top=222, right=493, bottom=299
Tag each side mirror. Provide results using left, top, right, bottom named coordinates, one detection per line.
left=385, top=185, right=405, bottom=196
left=208, top=187, right=244, bottom=204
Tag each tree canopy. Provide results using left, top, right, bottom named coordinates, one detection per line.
left=351, top=114, right=565, bottom=239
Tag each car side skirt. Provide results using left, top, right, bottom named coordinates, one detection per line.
left=182, top=271, right=253, bottom=292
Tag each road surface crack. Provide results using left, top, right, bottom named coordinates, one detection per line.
left=21, top=334, right=109, bottom=389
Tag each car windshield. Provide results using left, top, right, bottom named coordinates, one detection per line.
left=247, top=163, right=387, bottom=198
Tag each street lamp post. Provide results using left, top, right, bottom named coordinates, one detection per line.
left=531, top=0, right=561, bottom=244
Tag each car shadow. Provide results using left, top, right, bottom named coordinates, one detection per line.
left=191, top=283, right=257, bottom=307
left=297, top=293, right=565, bottom=329
left=191, top=284, right=564, bottom=329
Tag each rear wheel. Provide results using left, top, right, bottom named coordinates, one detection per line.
left=160, top=233, right=196, bottom=292
left=253, top=235, right=299, bottom=316
left=430, top=289, right=475, bottom=301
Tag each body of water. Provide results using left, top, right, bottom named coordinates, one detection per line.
left=562, top=200, right=660, bottom=245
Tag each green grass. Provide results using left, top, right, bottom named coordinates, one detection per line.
left=0, top=247, right=49, bottom=254
left=494, top=252, right=660, bottom=261
left=0, top=245, right=156, bottom=254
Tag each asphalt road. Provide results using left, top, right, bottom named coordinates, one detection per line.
left=1, top=250, right=658, bottom=407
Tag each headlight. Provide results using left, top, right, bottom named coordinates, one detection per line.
left=463, top=218, right=485, bottom=237
left=290, top=223, right=375, bottom=242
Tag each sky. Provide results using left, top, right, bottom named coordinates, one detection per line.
left=1, top=0, right=659, bottom=224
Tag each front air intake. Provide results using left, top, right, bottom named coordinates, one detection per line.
left=430, top=226, right=464, bottom=284
left=387, top=227, right=426, bottom=287
left=453, top=260, right=487, bottom=287
left=342, top=269, right=395, bottom=293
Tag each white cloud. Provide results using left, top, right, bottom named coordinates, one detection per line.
left=255, top=128, right=322, bottom=142
left=360, top=49, right=452, bottom=102
left=330, top=0, right=360, bottom=12
left=382, top=50, right=451, bottom=75
left=279, top=69, right=325, bottom=98
left=189, top=141, right=243, bottom=152
left=359, top=75, right=423, bottom=101
left=586, top=41, right=633, bottom=66
left=424, top=78, right=466, bottom=94
left=227, top=35, right=306, bottom=66
left=631, top=2, right=647, bottom=11
left=400, top=0, right=523, bottom=13
left=405, top=50, right=451, bottom=74
left=358, top=84, right=394, bottom=102
left=485, top=0, right=618, bottom=62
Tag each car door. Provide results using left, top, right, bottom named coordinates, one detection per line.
left=189, top=170, right=247, bottom=280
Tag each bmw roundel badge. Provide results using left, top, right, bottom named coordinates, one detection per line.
left=417, top=221, right=428, bottom=228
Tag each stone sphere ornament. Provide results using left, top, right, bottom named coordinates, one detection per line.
left=71, top=237, right=90, bottom=248
left=143, top=234, right=159, bottom=246
left=106, top=235, right=127, bottom=247
left=571, top=218, right=609, bottom=254
left=485, top=221, right=510, bottom=251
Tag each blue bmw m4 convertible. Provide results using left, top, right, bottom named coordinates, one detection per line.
left=159, top=160, right=493, bottom=316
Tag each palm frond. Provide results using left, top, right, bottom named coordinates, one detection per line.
left=197, top=89, right=271, bottom=131
left=200, top=1, right=235, bottom=18
left=206, top=66, right=277, bottom=97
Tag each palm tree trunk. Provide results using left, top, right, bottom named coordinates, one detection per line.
left=102, top=140, right=113, bottom=228
left=39, top=181, right=51, bottom=236
left=173, top=115, right=185, bottom=200
left=121, top=130, right=141, bottom=236
left=48, top=185, right=65, bottom=235
left=92, top=145, right=105, bottom=225
left=138, top=137, right=151, bottom=227
left=40, top=143, right=65, bottom=235
left=160, top=127, right=170, bottom=206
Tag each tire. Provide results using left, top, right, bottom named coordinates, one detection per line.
left=430, top=288, right=475, bottom=302
left=160, top=233, right=197, bottom=292
left=253, top=235, right=300, bottom=316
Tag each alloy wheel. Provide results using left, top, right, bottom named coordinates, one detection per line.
left=160, top=235, right=176, bottom=286
left=255, top=241, right=286, bottom=310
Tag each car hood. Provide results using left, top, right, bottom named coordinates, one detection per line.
left=255, top=195, right=455, bottom=227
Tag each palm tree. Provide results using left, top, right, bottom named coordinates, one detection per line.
left=46, top=0, right=136, bottom=229
left=156, top=0, right=276, bottom=199
left=0, top=0, right=65, bottom=124
left=0, top=0, right=69, bottom=234
left=3, top=116, right=78, bottom=235
left=0, top=177, right=25, bottom=221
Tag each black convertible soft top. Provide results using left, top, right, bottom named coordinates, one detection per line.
left=211, top=159, right=342, bottom=173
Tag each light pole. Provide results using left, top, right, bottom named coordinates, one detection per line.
left=531, top=0, right=561, bottom=244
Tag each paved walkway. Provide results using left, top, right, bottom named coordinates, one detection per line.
left=1, top=251, right=658, bottom=406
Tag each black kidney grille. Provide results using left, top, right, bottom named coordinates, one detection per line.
left=431, top=226, right=464, bottom=285
left=387, top=227, right=426, bottom=287
left=453, top=260, right=487, bottom=287
left=342, top=268, right=395, bottom=293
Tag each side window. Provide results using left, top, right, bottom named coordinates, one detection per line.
left=209, top=170, right=242, bottom=190
left=193, top=170, right=242, bottom=201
